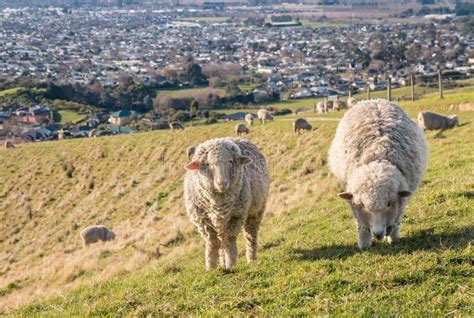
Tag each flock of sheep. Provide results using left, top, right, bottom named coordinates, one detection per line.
left=79, top=98, right=461, bottom=271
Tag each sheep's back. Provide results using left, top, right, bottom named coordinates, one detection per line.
left=329, top=99, right=427, bottom=190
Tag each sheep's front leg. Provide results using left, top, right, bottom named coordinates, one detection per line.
left=204, top=230, right=220, bottom=270
left=387, top=223, right=400, bottom=244
left=357, top=224, right=372, bottom=249
left=221, top=235, right=238, bottom=268
left=219, top=246, right=226, bottom=267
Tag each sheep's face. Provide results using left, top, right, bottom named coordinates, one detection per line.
left=185, top=142, right=251, bottom=193
left=106, top=231, right=116, bottom=241
left=339, top=163, right=411, bottom=240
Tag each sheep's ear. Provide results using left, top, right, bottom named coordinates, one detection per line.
left=186, top=146, right=196, bottom=160
left=237, top=155, right=252, bottom=166
left=185, top=161, right=200, bottom=171
left=398, top=191, right=411, bottom=198
left=338, top=192, right=353, bottom=201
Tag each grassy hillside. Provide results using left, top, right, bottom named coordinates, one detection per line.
left=1, top=92, right=473, bottom=315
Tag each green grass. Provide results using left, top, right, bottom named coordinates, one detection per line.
left=179, top=17, right=230, bottom=22
left=1, top=89, right=473, bottom=315
left=263, top=84, right=472, bottom=112
left=158, top=87, right=226, bottom=97
left=53, top=110, right=87, bottom=124
left=238, top=82, right=261, bottom=92
left=0, top=87, right=24, bottom=97
left=299, top=19, right=346, bottom=28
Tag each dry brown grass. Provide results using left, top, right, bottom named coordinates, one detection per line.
left=0, top=117, right=342, bottom=310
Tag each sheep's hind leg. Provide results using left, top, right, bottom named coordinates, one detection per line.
left=243, top=215, right=262, bottom=263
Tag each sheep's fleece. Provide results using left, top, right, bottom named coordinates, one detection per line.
left=184, top=137, right=270, bottom=269
left=328, top=99, right=428, bottom=249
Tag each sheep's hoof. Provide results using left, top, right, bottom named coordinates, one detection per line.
left=385, top=235, right=399, bottom=245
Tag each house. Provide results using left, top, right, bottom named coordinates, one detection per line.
left=21, top=127, right=52, bottom=141
left=16, top=105, right=51, bottom=124
left=108, top=109, right=136, bottom=126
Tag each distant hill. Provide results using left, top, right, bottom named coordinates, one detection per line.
left=1, top=87, right=473, bottom=314
left=1, top=0, right=461, bottom=7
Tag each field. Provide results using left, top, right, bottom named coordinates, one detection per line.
left=158, top=87, right=226, bottom=97
left=0, top=87, right=24, bottom=97
left=53, top=110, right=87, bottom=125
left=1, top=90, right=473, bottom=315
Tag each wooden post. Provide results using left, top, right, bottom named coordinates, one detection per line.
left=438, top=69, right=443, bottom=99
left=410, top=74, right=415, bottom=101
left=367, top=85, right=371, bottom=100
left=387, top=77, right=392, bottom=101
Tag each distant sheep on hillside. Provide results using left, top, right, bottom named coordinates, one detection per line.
left=328, top=99, right=427, bottom=249
left=184, top=138, right=270, bottom=269
left=316, top=101, right=325, bottom=114
left=293, top=118, right=312, bottom=135
left=324, top=99, right=333, bottom=113
left=80, top=225, right=116, bottom=248
left=347, top=97, right=358, bottom=108
left=417, top=112, right=459, bottom=131
left=245, top=113, right=254, bottom=126
left=257, top=109, right=273, bottom=124
left=235, top=123, right=250, bottom=137
left=169, top=122, right=185, bottom=130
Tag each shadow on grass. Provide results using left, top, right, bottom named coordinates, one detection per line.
left=291, top=226, right=473, bottom=261
left=457, top=121, right=470, bottom=127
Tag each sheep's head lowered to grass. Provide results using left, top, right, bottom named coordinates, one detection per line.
left=338, top=161, right=412, bottom=244
left=185, top=140, right=252, bottom=193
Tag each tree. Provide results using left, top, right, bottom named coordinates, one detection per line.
left=226, top=79, right=241, bottom=97
left=208, top=76, right=221, bottom=88
left=181, top=62, right=207, bottom=86
left=190, top=100, right=199, bottom=112
left=161, top=68, right=178, bottom=83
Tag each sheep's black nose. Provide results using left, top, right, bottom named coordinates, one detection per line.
left=373, top=231, right=385, bottom=240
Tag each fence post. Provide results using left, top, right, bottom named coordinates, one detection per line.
left=367, top=85, right=371, bottom=100
left=438, top=69, right=443, bottom=99
left=387, top=77, right=392, bottom=101
left=410, top=74, right=415, bottom=101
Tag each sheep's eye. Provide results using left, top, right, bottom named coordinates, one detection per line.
left=387, top=202, right=391, bottom=207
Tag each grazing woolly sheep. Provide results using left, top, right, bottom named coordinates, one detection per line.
left=293, top=118, right=313, bottom=135
left=235, top=123, right=250, bottom=137
left=324, top=99, right=333, bottom=113
left=347, top=97, right=358, bottom=108
left=245, top=113, right=254, bottom=126
left=169, top=122, right=185, bottom=130
left=316, top=101, right=325, bottom=114
left=257, top=109, right=273, bottom=124
left=80, top=225, right=116, bottom=248
left=417, top=112, right=459, bottom=131
left=328, top=99, right=427, bottom=249
left=184, top=138, right=270, bottom=270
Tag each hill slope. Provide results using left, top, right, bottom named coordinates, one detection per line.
left=1, top=92, right=473, bottom=315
